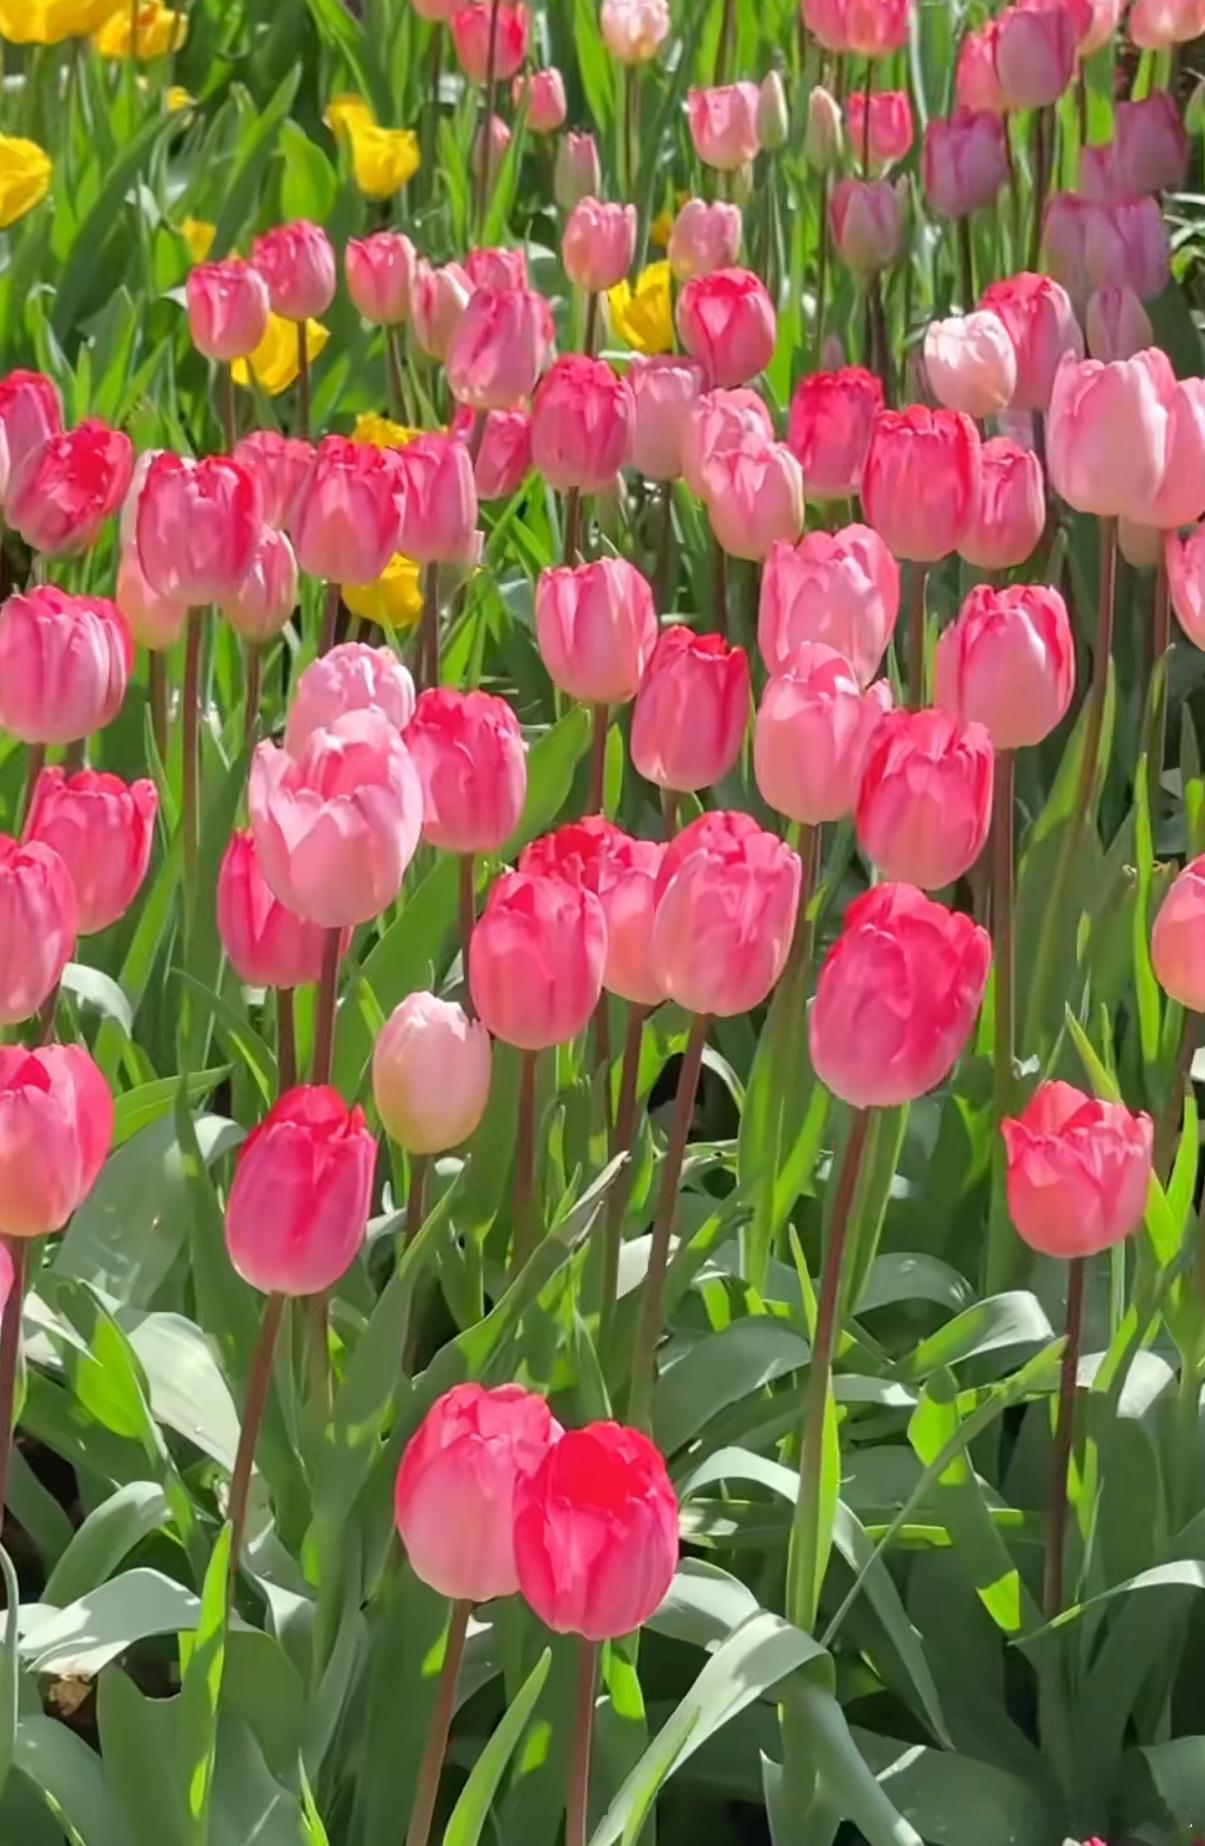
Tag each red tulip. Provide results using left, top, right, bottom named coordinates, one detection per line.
left=406, top=687, right=527, bottom=855
left=452, top=403, right=533, bottom=501
left=786, top=366, right=883, bottom=501
left=451, top=0, right=529, bottom=81
left=979, top=272, right=1084, bottom=412
left=958, top=438, right=1046, bottom=572
left=935, top=583, right=1074, bottom=750
left=845, top=89, right=914, bottom=170
left=395, top=433, right=479, bottom=564
left=513, top=68, right=567, bottom=134
left=8, top=419, right=133, bottom=557
left=0, top=368, right=61, bottom=509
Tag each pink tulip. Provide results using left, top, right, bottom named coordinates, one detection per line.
left=218, top=829, right=343, bottom=990
left=186, top=259, right=270, bottom=363
left=535, top=557, right=657, bottom=705
left=251, top=221, right=336, bottom=321
left=136, top=452, right=263, bottom=604
left=1153, top=855, right=1205, bottom=1011
left=470, top=870, right=605, bottom=1049
left=862, top=405, right=982, bottom=562
left=755, top=643, right=892, bottom=826
left=811, top=882, right=991, bottom=1106
left=345, top=231, right=415, bottom=326
left=688, top=83, right=761, bottom=171
left=628, top=355, right=704, bottom=480
left=599, top=0, right=670, bottom=62
left=25, top=769, right=156, bottom=936
left=856, top=707, right=994, bottom=889
left=520, top=820, right=667, bottom=1005
left=1136, top=378, right=1205, bottom=531
left=681, top=386, right=774, bottom=499
left=667, top=198, right=743, bottom=281
left=994, top=3, right=1076, bottom=108
left=233, top=431, right=315, bottom=530
left=980, top=272, right=1084, bottom=412
left=285, top=642, right=415, bottom=756
left=406, top=687, right=527, bottom=854
left=1080, top=0, right=1125, bottom=52
left=845, top=90, right=914, bottom=171
left=446, top=285, right=555, bottom=411
left=554, top=132, right=602, bottom=210
left=651, top=810, right=801, bottom=1015
left=956, top=22, right=1007, bottom=112
left=1130, top=0, right=1205, bottom=47
left=374, top=994, right=492, bottom=1155
left=472, top=113, right=513, bottom=180
left=452, top=404, right=532, bottom=501
left=702, top=438, right=805, bottom=562
left=758, top=525, right=900, bottom=688
left=410, top=259, right=473, bottom=362
left=0, top=1046, right=112, bottom=1239
left=249, top=710, right=423, bottom=927
left=786, top=365, right=883, bottom=500
left=291, top=435, right=401, bottom=584
left=531, top=356, right=635, bottom=494
left=1167, top=525, right=1205, bottom=648
left=514, top=1422, right=678, bottom=1639
left=1113, top=90, right=1189, bottom=195
left=1043, top=192, right=1171, bottom=307
left=1047, top=349, right=1173, bottom=519
left=220, top=525, right=298, bottom=643
left=563, top=198, right=637, bottom=294
left=676, top=268, right=775, bottom=389
left=452, top=0, right=529, bottom=80
left=935, top=583, right=1074, bottom=750
left=225, top=1086, right=376, bottom=1295
left=829, top=178, right=904, bottom=276
left=806, top=86, right=845, bottom=172
left=0, top=588, right=132, bottom=746
left=395, top=433, right=479, bottom=564
left=1086, top=286, right=1153, bottom=363
left=396, top=1384, right=561, bottom=1600
left=513, top=67, right=567, bottom=134
left=8, top=420, right=133, bottom=558
left=803, top=0, right=912, bottom=55
left=0, top=837, right=77, bottom=1025
left=0, top=369, right=61, bottom=508
left=115, top=548, right=189, bottom=652
left=630, top=627, right=750, bottom=792
left=958, top=437, right=1046, bottom=571
left=1002, top=1082, right=1152, bottom=1258
left=923, top=109, right=1008, bottom=219
left=465, top=246, right=528, bottom=293
left=923, top=311, right=1017, bottom=418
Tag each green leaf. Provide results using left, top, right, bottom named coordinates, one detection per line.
left=0, top=1548, right=17, bottom=1801
left=97, top=1669, right=189, bottom=1846
left=280, top=122, right=338, bottom=222
left=211, top=73, right=303, bottom=259
left=898, top=1293, right=1054, bottom=1381
left=44, top=1481, right=171, bottom=1608
left=441, top=1648, right=552, bottom=1846
left=178, top=1527, right=232, bottom=1842
left=22, top=1571, right=201, bottom=1679
left=780, top=1679, right=924, bottom=1846
left=654, top=1318, right=810, bottom=1456
left=14, top=1715, right=135, bottom=1846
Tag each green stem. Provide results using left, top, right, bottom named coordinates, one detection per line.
left=318, top=581, right=340, bottom=658
left=406, top=1153, right=430, bottom=1247
left=510, top=1050, right=540, bottom=1275
left=19, top=742, right=45, bottom=831
left=311, top=927, right=342, bottom=1087
left=276, top=988, right=297, bottom=1093
left=296, top=321, right=310, bottom=439
left=588, top=705, right=608, bottom=815
left=563, top=489, right=582, bottom=568
left=404, top=1600, right=472, bottom=1846
left=182, top=608, right=203, bottom=918
left=223, top=363, right=238, bottom=454
left=227, top=1290, right=284, bottom=1586
left=0, top=1239, right=28, bottom=1536
left=1073, top=517, right=1117, bottom=824
left=242, top=643, right=262, bottom=749
left=907, top=563, right=929, bottom=708
left=474, top=0, right=503, bottom=236
left=600, top=1004, right=647, bottom=1349
left=1043, top=1256, right=1085, bottom=1620
left=148, top=652, right=168, bottom=767
left=992, top=750, right=1015, bottom=1120
left=459, top=852, right=476, bottom=1016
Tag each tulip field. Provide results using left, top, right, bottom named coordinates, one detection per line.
left=4, top=0, right=1205, bottom=1843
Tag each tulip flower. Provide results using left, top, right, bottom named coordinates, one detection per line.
left=688, top=83, right=760, bottom=171
left=1112, top=91, right=1189, bottom=196
left=410, top=259, right=473, bottom=361
left=1129, top=0, right=1205, bottom=47
left=232, top=431, right=314, bottom=530
left=923, top=109, right=1008, bottom=220
left=218, top=829, right=344, bottom=999
left=1153, top=856, right=1205, bottom=1013
left=521, top=819, right=667, bottom=1008
left=451, top=0, right=528, bottom=81
left=0, top=368, right=61, bottom=506
left=862, top=405, right=981, bottom=562
left=1134, top=378, right=1205, bottom=532
left=291, top=435, right=402, bottom=588
left=395, top=433, right=479, bottom=567
left=7, top=419, right=132, bottom=558
left=554, top=132, right=602, bottom=210
left=287, top=643, right=415, bottom=758
left=136, top=452, right=264, bottom=605
left=0, top=587, right=132, bottom=746
left=513, top=68, right=567, bottom=133
left=628, top=355, right=704, bottom=481
left=856, top=707, right=994, bottom=891
left=957, top=438, right=1046, bottom=571
left=1085, top=287, right=1153, bottom=364
left=755, top=643, right=893, bottom=827
left=469, top=871, right=605, bottom=1055
left=936, top=584, right=1074, bottom=752
left=675, top=268, right=776, bottom=390
left=701, top=438, right=805, bottom=562
left=535, top=558, right=657, bottom=707
left=406, top=687, right=527, bottom=856
left=465, top=245, right=528, bottom=292
left=923, top=311, right=1017, bottom=418
left=980, top=272, right=1084, bottom=412
left=803, top=0, right=912, bottom=56
left=956, top=21, right=1007, bottom=112
left=667, top=199, right=743, bottom=281
left=1046, top=350, right=1173, bottom=520
left=346, top=231, right=415, bottom=326
left=758, top=525, right=898, bottom=689
left=116, top=549, right=189, bottom=653
left=829, top=178, right=904, bottom=276
left=631, top=627, right=750, bottom=795
left=25, top=769, right=156, bottom=936
left=599, top=0, right=670, bottom=61
left=1168, top=526, right=1205, bottom=649
left=806, top=85, right=845, bottom=172
left=681, top=386, right=774, bottom=498
left=562, top=198, right=637, bottom=295
left=186, top=259, right=270, bottom=363
left=531, top=356, right=635, bottom=495
left=994, top=4, right=1076, bottom=109
left=786, top=366, right=883, bottom=500
left=0, top=836, right=77, bottom=1026
left=845, top=90, right=914, bottom=171
left=374, top=995, right=492, bottom=1158
left=251, top=220, right=336, bottom=322
left=446, top=286, right=555, bottom=411
left=0, top=1045, right=111, bottom=1238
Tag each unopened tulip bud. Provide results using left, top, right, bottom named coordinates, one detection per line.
left=759, top=525, right=899, bottom=687
left=958, top=437, right=1045, bottom=573
left=345, top=231, right=415, bottom=327
left=251, top=220, right=336, bottom=322
left=470, top=871, right=605, bottom=1050
left=631, top=626, right=750, bottom=792
left=373, top=993, right=492, bottom=1154
left=513, top=68, right=567, bottom=134
left=563, top=198, right=637, bottom=294
left=935, top=583, right=1074, bottom=750
left=555, top=131, right=601, bottom=210
left=757, top=70, right=789, bottom=151
left=829, top=178, right=904, bottom=276
left=221, top=526, right=298, bottom=643
left=187, top=259, right=270, bottom=363
left=0, top=588, right=132, bottom=745
left=688, top=83, right=761, bottom=172
left=755, top=643, right=892, bottom=826
left=667, top=199, right=743, bottom=281
left=806, top=85, right=844, bottom=173
left=406, top=687, right=527, bottom=854
left=410, top=258, right=473, bottom=362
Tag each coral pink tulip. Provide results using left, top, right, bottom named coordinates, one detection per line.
left=291, top=436, right=401, bottom=584
left=25, top=769, right=156, bottom=936
left=555, top=132, right=602, bottom=209
left=0, top=838, right=77, bottom=1026
left=286, top=642, right=415, bottom=756
left=1167, top=526, right=1205, bottom=648
left=8, top=420, right=133, bottom=558
left=676, top=268, right=776, bottom=390
left=249, top=710, right=423, bottom=927
left=923, top=109, right=1008, bottom=219
left=531, top=356, right=635, bottom=494
left=667, top=199, right=743, bottom=281
left=451, top=404, right=532, bottom=501
left=755, top=643, right=892, bottom=826
left=1153, top=855, right=1205, bottom=1011
left=829, top=178, right=904, bottom=276
left=233, top=431, right=315, bottom=530
left=1130, top=0, right=1205, bottom=47
left=845, top=90, right=914, bottom=171
left=958, top=437, right=1046, bottom=571
left=924, top=311, right=1017, bottom=418
left=535, top=557, right=657, bottom=705
left=520, top=820, right=667, bottom=1006
left=397, top=1384, right=561, bottom=1601
left=220, top=525, right=298, bottom=644
left=1086, top=286, right=1153, bottom=363
left=345, top=231, right=415, bottom=326
left=786, top=365, right=883, bottom=500
left=681, top=387, right=774, bottom=499
left=136, top=452, right=263, bottom=604
left=225, top=1086, right=375, bottom=1295
left=1136, top=378, right=1205, bottom=531
left=862, top=406, right=981, bottom=562
left=980, top=272, right=1083, bottom=412
left=688, top=83, right=761, bottom=171
left=469, top=870, right=605, bottom=1049
left=702, top=438, right=804, bottom=562
left=218, top=829, right=343, bottom=990
left=1002, top=1082, right=1152, bottom=1258
left=956, top=22, right=1007, bottom=113
left=251, top=221, right=336, bottom=321
left=935, top=583, right=1074, bottom=750
left=0, top=588, right=132, bottom=746
left=628, top=355, right=704, bottom=480
left=563, top=198, right=637, bottom=294
left=0, top=369, right=61, bottom=506
left=1047, top=350, right=1173, bottom=519
left=599, top=0, right=670, bottom=62
left=651, top=810, right=801, bottom=1016
left=994, top=3, right=1076, bottom=109
left=451, top=0, right=529, bottom=81
left=186, top=259, right=270, bottom=363
left=513, top=67, right=567, bottom=133
left=115, top=548, right=189, bottom=652
left=446, top=285, right=555, bottom=411
left=410, top=259, right=473, bottom=362
left=374, top=994, right=492, bottom=1155
left=630, top=627, right=750, bottom=793
left=406, top=687, right=527, bottom=855
left=758, top=525, right=899, bottom=688
left=395, top=433, right=479, bottom=564
left=0, top=1046, right=112, bottom=1239
left=856, top=708, right=994, bottom=889
left=803, top=0, right=912, bottom=55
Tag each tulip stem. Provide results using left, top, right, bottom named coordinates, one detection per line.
left=227, top=1289, right=284, bottom=1587
left=296, top=321, right=310, bottom=439
left=312, top=926, right=342, bottom=1087
left=958, top=215, right=975, bottom=312
left=148, top=653, right=169, bottom=768
left=712, top=531, right=728, bottom=636
left=563, top=489, right=582, bottom=567
left=386, top=325, right=408, bottom=424
left=276, top=987, right=297, bottom=1093
left=860, top=57, right=872, bottom=171
left=655, top=480, right=674, bottom=613
left=867, top=273, right=892, bottom=407
left=423, top=24, right=444, bottom=205
left=0, top=1239, right=28, bottom=1537
left=1004, top=116, right=1021, bottom=265
left=406, top=1153, right=430, bottom=1247
left=787, top=1106, right=871, bottom=1633
left=243, top=643, right=262, bottom=748
left=511, top=1049, right=540, bottom=1274
left=565, top=1639, right=599, bottom=1846
left=1073, top=517, right=1118, bottom=823
left=318, top=581, right=340, bottom=658
left=661, top=788, right=679, bottom=839
left=459, top=853, right=477, bottom=1017
left=600, top=1004, right=647, bottom=1350
left=19, top=742, right=45, bottom=832
left=588, top=705, right=609, bottom=815
left=814, top=175, right=831, bottom=366
left=629, top=1012, right=710, bottom=1433
left=583, top=291, right=600, bottom=358
left=992, top=749, right=1015, bottom=1119
left=474, top=0, right=503, bottom=236
left=906, top=562, right=929, bottom=708
left=420, top=562, right=441, bottom=692
left=1150, top=558, right=1171, bottom=793
left=1029, top=107, right=1049, bottom=271
left=405, top=1599, right=472, bottom=1846
left=1044, top=1255, right=1085, bottom=1620
left=623, top=66, right=638, bottom=202
left=182, top=608, right=203, bottom=917
left=223, top=363, right=238, bottom=455
left=594, top=995, right=612, bottom=1138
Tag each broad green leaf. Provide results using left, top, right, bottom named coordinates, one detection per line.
left=44, top=1481, right=171, bottom=1608
left=442, top=1648, right=552, bottom=1846
left=178, top=1527, right=232, bottom=1841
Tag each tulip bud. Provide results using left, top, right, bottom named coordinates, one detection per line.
left=535, top=558, right=658, bottom=706
left=1135, top=376, right=1205, bottom=531
left=0, top=587, right=132, bottom=746
left=520, top=820, right=667, bottom=1006
left=554, top=132, right=602, bottom=211
left=446, top=286, right=556, bottom=412
left=136, top=452, right=263, bottom=604
left=8, top=420, right=133, bottom=558
left=845, top=89, right=914, bottom=172
left=1113, top=90, right=1189, bottom=196
left=531, top=355, right=635, bottom=494
left=956, top=23, right=1006, bottom=113
left=923, top=310, right=1017, bottom=418
left=0, top=1045, right=112, bottom=1239
left=1047, top=349, right=1174, bottom=520
left=225, top=1086, right=376, bottom=1296
left=628, top=354, right=704, bottom=481
left=651, top=810, right=801, bottom=1016
left=220, top=526, right=298, bottom=643
left=923, top=109, right=1008, bottom=220
left=688, top=83, right=761, bottom=171
left=466, top=245, right=531, bottom=294
left=345, top=231, right=415, bottom=326
left=469, top=870, right=606, bottom=1050
left=1153, top=855, right=1205, bottom=1011
left=251, top=220, right=336, bottom=322
left=1086, top=286, right=1153, bottom=363
left=563, top=198, right=637, bottom=294
left=935, top=583, right=1074, bottom=751
left=25, top=768, right=157, bottom=936
left=995, top=5, right=1076, bottom=110
left=395, top=432, right=480, bottom=566
left=599, top=0, right=671, bottom=63
left=681, top=386, right=773, bottom=498
left=374, top=992, right=492, bottom=1156
left=1130, top=0, right=1205, bottom=49
left=233, top=430, right=315, bottom=530
left=292, top=435, right=401, bottom=584
left=1002, top=1083, right=1152, bottom=1259
left=755, top=643, right=892, bottom=827
left=806, top=85, right=845, bottom=173
left=676, top=267, right=776, bottom=389
left=406, top=687, right=527, bottom=854
left=1167, top=525, right=1205, bottom=648
left=187, top=259, right=270, bottom=363
left=631, top=627, right=750, bottom=793
left=396, top=1384, right=561, bottom=1602
left=758, top=70, right=790, bottom=150
left=829, top=177, right=904, bottom=276
left=116, top=548, right=189, bottom=652
left=452, top=0, right=529, bottom=82
left=863, top=405, right=982, bottom=563
left=667, top=198, right=743, bottom=281
left=856, top=707, right=994, bottom=890
left=701, top=437, right=804, bottom=562
left=980, top=272, right=1082, bottom=413
left=786, top=365, right=883, bottom=500
left=513, top=68, right=568, bottom=134
left=410, top=258, right=473, bottom=362
left=218, top=829, right=343, bottom=991
left=759, top=525, right=899, bottom=688
left=0, top=837, right=77, bottom=1026
left=958, top=437, right=1046, bottom=573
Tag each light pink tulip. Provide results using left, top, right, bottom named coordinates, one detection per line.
left=755, top=643, right=892, bottom=826
left=758, top=525, right=899, bottom=687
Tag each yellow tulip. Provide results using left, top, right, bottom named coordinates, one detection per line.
left=649, top=208, right=674, bottom=249
left=180, top=216, right=216, bottom=262
left=342, top=553, right=424, bottom=630
left=165, top=85, right=194, bottom=113
left=352, top=411, right=421, bottom=450
left=347, top=122, right=420, bottom=200
left=232, top=313, right=330, bottom=397
left=0, top=0, right=111, bottom=43
left=0, top=137, right=52, bottom=230
left=92, top=1, right=187, bottom=58
left=608, top=261, right=673, bottom=356
left=325, top=93, right=375, bottom=141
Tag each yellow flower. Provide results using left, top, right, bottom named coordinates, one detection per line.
left=352, top=411, right=421, bottom=450
left=92, top=1, right=187, bottom=58
left=232, top=313, right=330, bottom=396
left=342, top=554, right=424, bottom=630
left=650, top=207, right=674, bottom=249
left=608, top=261, right=673, bottom=356
left=0, top=136, right=52, bottom=230
left=165, top=85, right=194, bottom=113
left=347, top=122, right=420, bottom=200
left=0, top=0, right=111, bottom=43
left=325, top=93, right=376, bottom=141
left=180, top=216, right=215, bottom=262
